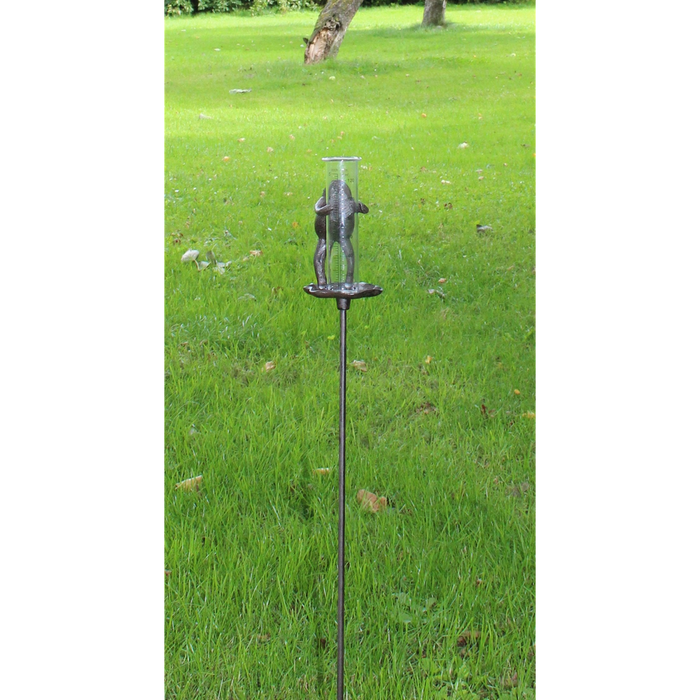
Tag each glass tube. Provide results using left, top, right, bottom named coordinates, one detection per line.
left=322, top=157, right=362, bottom=289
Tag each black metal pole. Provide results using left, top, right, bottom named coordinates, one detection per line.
left=336, top=297, right=349, bottom=700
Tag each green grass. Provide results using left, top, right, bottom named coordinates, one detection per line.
left=165, top=5, right=535, bottom=698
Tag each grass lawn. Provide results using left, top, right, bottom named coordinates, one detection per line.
left=165, top=4, right=535, bottom=698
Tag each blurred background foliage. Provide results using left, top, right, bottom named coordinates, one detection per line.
left=165, top=0, right=532, bottom=17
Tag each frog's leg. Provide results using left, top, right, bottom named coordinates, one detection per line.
left=339, top=235, right=355, bottom=284
left=314, top=236, right=327, bottom=286
left=354, top=200, right=369, bottom=215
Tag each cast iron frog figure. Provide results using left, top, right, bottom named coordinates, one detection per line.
left=313, top=179, right=369, bottom=286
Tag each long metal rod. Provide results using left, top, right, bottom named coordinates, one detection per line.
left=337, top=303, right=347, bottom=700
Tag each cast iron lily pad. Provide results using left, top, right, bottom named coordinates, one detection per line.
left=303, top=283, right=383, bottom=299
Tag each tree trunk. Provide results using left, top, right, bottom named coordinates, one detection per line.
left=303, top=0, right=364, bottom=65
left=422, top=0, right=446, bottom=28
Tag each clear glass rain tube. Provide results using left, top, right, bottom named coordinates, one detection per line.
left=321, top=157, right=365, bottom=290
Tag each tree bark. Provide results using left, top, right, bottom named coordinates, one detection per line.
left=422, top=0, right=446, bottom=28
left=303, top=0, right=364, bottom=65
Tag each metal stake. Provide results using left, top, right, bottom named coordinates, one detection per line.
left=336, top=297, right=349, bottom=700
left=303, top=286, right=382, bottom=700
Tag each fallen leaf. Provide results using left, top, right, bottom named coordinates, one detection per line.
left=289, top=134, right=295, bottom=140
left=175, top=475, right=203, bottom=492
left=291, top=221, right=299, bottom=229
left=229, top=88, right=251, bottom=94
left=444, top=202, right=453, bottom=210
left=257, top=633, right=271, bottom=644
left=351, top=360, right=367, bottom=372
left=165, top=570, right=172, bottom=576
left=523, top=411, right=536, bottom=419
left=478, top=176, right=484, bottom=180
left=421, top=113, right=427, bottom=118
left=266, top=147, right=274, bottom=152
left=198, top=113, right=212, bottom=120
left=458, top=142, right=469, bottom=149
left=181, top=249, right=199, bottom=263
left=264, top=361, right=275, bottom=372
left=424, top=356, right=433, bottom=364
left=427, top=288, right=446, bottom=299
left=441, top=179, right=451, bottom=185
left=249, top=249, right=262, bottom=257
left=222, top=156, right=230, bottom=162
left=314, top=468, right=330, bottom=476
left=328, top=76, right=336, bottom=80
left=514, top=389, right=521, bottom=395
left=438, top=278, right=447, bottom=284
left=238, top=137, right=245, bottom=142
left=417, top=402, right=437, bottom=414
left=357, top=489, right=387, bottom=513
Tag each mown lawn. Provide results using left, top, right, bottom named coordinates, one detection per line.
left=165, top=5, right=535, bottom=698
